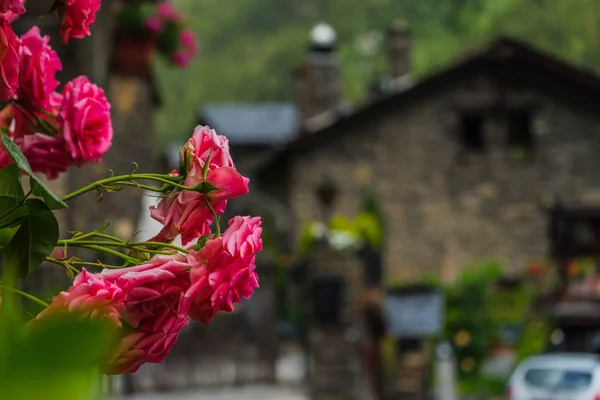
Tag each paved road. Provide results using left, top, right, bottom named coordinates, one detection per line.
left=112, top=385, right=308, bottom=400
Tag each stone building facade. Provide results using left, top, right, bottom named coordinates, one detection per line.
left=261, top=37, right=600, bottom=282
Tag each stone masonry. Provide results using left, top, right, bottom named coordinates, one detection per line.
left=287, top=69, right=600, bottom=282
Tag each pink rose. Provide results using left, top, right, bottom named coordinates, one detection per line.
left=0, top=0, right=24, bottom=15
left=100, top=254, right=191, bottom=374
left=18, top=27, right=62, bottom=108
left=0, top=18, right=19, bottom=101
left=18, top=133, right=73, bottom=180
left=58, top=0, right=101, bottom=43
left=107, top=313, right=188, bottom=374
left=171, top=51, right=192, bottom=68
left=12, top=90, right=61, bottom=139
left=181, top=216, right=262, bottom=324
left=0, top=10, right=19, bottom=23
left=31, top=269, right=126, bottom=328
left=58, top=76, right=112, bottom=164
left=150, top=126, right=249, bottom=245
left=157, top=2, right=182, bottom=22
left=145, top=16, right=163, bottom=33
left=179, top=30, right=197, bottom=49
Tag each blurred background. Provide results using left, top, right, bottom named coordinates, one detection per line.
left=19, top=0, right=600, bottom=399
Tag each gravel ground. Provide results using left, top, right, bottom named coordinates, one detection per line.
left=111, top=384, right=308, bottom=400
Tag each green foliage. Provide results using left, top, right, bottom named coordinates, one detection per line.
left=516, top=319, right=551, bottom=363
left=3, top=199, right=59, bottom=279
left=157, top=21, right=183, bottom=56
left=1, top=135, right=66, bottom=210
left=0, top=138, right=64, bottom=280
left=156, top=0, right=600, bottom=144
left=0, top=288, right=117, bottom=400
left=115, top=3, right=155, bottom=38
left=435, top=261, right=550, bottom=394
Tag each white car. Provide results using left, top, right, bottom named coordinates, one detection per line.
left=506, top=353, right=600, bottom=400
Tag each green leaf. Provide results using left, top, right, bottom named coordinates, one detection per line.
left=0, top=164, right=24, bottom=210
left=193, top=234, right=214, bottom=251
left=0, top=313, right=118, bottom=400
left=0, top=206, right=27, bottom=229
left=202, top=151, right=212, bottom=180
left=1, top=135, right=67, bottom=210
left=2, top=199, right=59, bottom=278
left=0, top=227, right=18, bottom=249
left=190, top=182, right=219, bottom=193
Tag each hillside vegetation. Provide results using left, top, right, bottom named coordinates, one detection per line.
left=155, top=0, right=600, bottom=142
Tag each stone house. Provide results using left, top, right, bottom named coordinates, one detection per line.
left=258, top=26, right=600, bottom=282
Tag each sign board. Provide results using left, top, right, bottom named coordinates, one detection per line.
left=384, top=289, right=444, bottom=338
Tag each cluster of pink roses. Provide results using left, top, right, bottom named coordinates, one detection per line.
left=33, top=126, right=261, bottom=374
left=0, top=0, right=260, bottom=376
left=144, top=2, right=199, bottom=68
left=0, top=10, right=112, bottom=179
left=0, top=0, right=100, bottom=43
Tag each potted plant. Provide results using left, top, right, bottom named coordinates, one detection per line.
left=113, top=1, right=199, bottom=76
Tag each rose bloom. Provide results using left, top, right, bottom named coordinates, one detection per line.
left=171, top=51, right=193, bottom=68
left=58, top=0, right=101, bottom=43
left=100, top=254, right=191, bottom=374
left=31, top=269, right=126, bottom=328
left=18, top=26, right=62, bottom=108
left=179, top=29, right=198, bottom=50
left=59, top=76, right=112, bottom=164
left=0, top=18, right=19, bottom=101
left=181, top=216, right=262, bottom=324
left=145, top=16, right=163, bottom=33
left=157, top=2, right=182, bottom=22
left=0, top=9, right=18, bottom=23
left=0, top=0, right=24, bottom=15
left=150, top=126, right=249, bottom=245
left=16, top=133, right=73, bottom=179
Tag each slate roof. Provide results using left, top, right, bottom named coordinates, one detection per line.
left=198, top=103, right=299, bottom=146
left=279, top=37, right=600, bottom=155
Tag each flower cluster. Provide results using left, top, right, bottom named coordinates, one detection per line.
left=117, top=0, right=199, bottom=68
left=150, top=125, right=249, bottom=244
left=0, top=0, right=260, bottom=378
left=33, top=126, right=261, bottom=374
left=0, top=18, right=112, bottom=179
left=0, top=0, right=101, bottom=43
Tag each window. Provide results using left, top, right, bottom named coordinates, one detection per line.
left=508, top=110, right=534, bottom=156
left=523, top=368, right=592, bottom=390
left=460, top=115, right=485, bottom=152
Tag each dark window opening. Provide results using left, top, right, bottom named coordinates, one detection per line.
left=460, top=115, right=485, bottom=152
left=508, top=110, right=534, bottom=156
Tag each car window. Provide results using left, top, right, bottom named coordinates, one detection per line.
left=524, top=368, right=593, bottom=390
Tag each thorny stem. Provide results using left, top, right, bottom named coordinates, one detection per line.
left=57, top=240, right=189, bottom=254
left=0, top=284, right=49, bottom=308
left=46, top=257, right=123, bottom=270
left=67, top=244, right=140, bottom=264
left=205, top=196, right=220, bottom=237
left=45, top=257, right=81, bottom=275
left=61, top=173, right=187, bottom=202
left=71, top=232, right=126, bottom=243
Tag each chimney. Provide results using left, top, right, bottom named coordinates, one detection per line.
left=294, top=23, right=341, bottom=124
left=387, top=19, right=412, bottom=79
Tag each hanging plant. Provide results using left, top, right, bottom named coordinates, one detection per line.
left=114, top=1, right=199, bottom=70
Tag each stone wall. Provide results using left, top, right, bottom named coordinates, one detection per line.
left=289, top=71, right=600, bottom=281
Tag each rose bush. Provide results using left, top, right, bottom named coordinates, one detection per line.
left=0, top=0, right=261, bottom=378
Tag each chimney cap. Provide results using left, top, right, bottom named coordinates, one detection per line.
left=310, top=23, right=337, bottom=50
left=388, top=18, right=410, bottom=35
